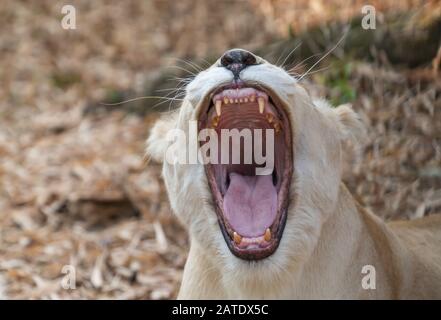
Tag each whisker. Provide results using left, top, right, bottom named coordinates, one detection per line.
left=160, top=80, right=190, bottom=99
left=289, top=65, right=331, bottom=78
left=280, top=41, right=302, bottom=69
left=199, top=58, right=214, bottom=68
left=298, top=28, right=349, bottom=81
left=156, top=87, right=186, bottom=93
left=151, top=96, right=184, bottom=110
left=285, top=53, right=322, bottom=73
left=165, top=57, right=201, bottom=72
left=174, top=58, right=204, bottom=72
left=274, top=46, right=289, bottom=67
left=168, top=76, right=193, bottom=82
left=165, top=65, right=198, bottom=76
left=100, top=96, right=183, bottom=106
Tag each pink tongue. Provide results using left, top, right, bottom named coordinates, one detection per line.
left=223, top=173, right=277, bottom=237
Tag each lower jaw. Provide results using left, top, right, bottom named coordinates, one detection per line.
left=217, top=208, right=288, bottom=260
left=205, top=152, right=291, bottom=260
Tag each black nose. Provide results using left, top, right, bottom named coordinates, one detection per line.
left=220, top=49, right=257, bottom=79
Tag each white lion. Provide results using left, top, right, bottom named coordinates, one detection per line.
left=147, top=49, right=441, bottom=299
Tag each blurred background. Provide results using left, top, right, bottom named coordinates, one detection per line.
left=0, top=0, right=440, bottom=299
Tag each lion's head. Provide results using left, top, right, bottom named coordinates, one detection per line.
left=147, top=49, right=364, bottom=288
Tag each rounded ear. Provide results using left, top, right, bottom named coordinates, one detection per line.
left=334, top=103, right=366, bottom=144
left=145, top=110, right=179, bottom=163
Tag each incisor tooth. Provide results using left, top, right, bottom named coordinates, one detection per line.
left=244, top=98, right=249, bottom=103
left=224, top=97, right=229, bottom=104
left=274, top=122, right=280, bottom=133
left=235, top=99, right=239, bottom=103
left=215, top=100, right=222, bottom=116
left=250, top=95, right=255, bottom=102
left=264, top=228, right=271, bottom=241
left=239, top=98, right=243, bottom=103
left=229, top=99, right=234, bottom=104
left=258, top=97, right=265, bottom=114
left=233, top=232, right=242, bottom=244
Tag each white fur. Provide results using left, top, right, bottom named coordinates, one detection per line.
left=146, top=54, right=441, bottom=299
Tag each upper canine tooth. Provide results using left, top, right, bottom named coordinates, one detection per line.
left=224, top=97, right=229, bottom=104
left=233, top=232, right=242, bottom=244
left=258, top=97, right=265, bottom=114
left=215, top=100, right=222, bottom=116
left=264, top=228, right=271, bottom=241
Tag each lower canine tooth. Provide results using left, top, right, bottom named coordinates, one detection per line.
left=215, top=100, right=222, bottom=116
left=264, top=228, right=271, bottom=241
left=233, top=232, right=242, bottom=244
left=258, top=97, right=265, bottom=114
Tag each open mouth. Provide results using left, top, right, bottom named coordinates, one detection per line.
left=198, top=83, right=293, bottom=260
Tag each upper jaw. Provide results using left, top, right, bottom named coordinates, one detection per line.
left=199, top=80, right=287, bottom=120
